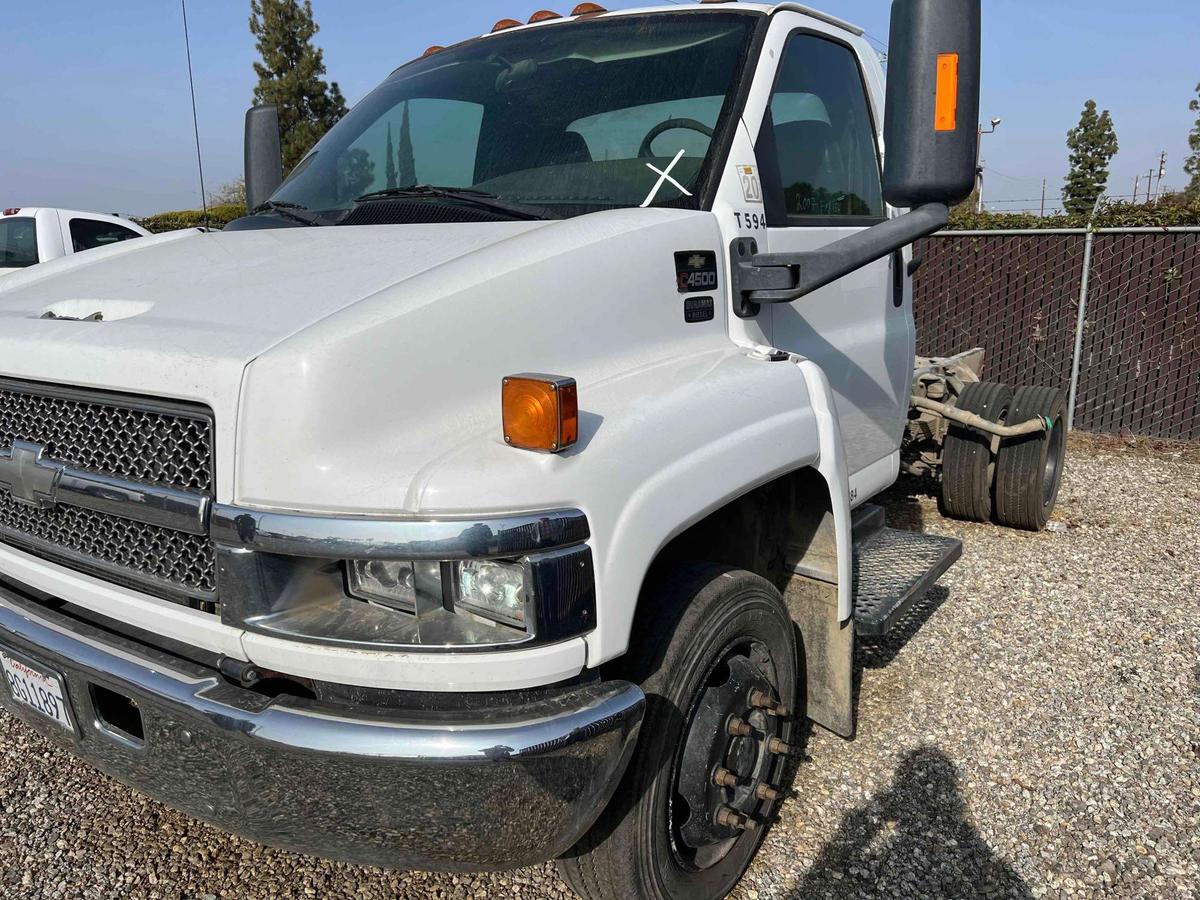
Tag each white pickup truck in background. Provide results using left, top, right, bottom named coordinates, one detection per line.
left=0, top=208, right=149, bottom=275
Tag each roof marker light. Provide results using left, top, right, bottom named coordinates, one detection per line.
left=2, top=208, right=20, bottom=216
left=570, top=3, right=607, bottom=15
left=491, top=18, right=523, bottom=32
left=529, top=10, right=562, bottom=23
left=422, top=45, right=445, bottom=57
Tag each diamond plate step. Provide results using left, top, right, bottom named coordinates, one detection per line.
left=853, top=527, right=962, bottom=637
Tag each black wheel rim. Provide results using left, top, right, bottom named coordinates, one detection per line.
left=668, top=638, right=789, bottom=872
left=1042, top=417, right=1065, bottom=507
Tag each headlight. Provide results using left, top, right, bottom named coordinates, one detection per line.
left=225, top=547, right=593, bottom=649
left=348, top=558, right=529, bottom=629
left=346, top=559, right=438, bottom=614
left=457, top=560, right=528, bottom=626
left=215, top=507, right=593, bottom=651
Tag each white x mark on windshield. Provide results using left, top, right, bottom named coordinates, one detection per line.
left=640, top=149, right=693, bottom=208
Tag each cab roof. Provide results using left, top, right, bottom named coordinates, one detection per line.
left=415, top=2, right=864, bottom=65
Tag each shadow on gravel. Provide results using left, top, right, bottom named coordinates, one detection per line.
left=788, top=746, right=1030, bottom=900
left=848, top=586, right=950, bottom=712
left=857, top=586, right=949, bottom=671
left=876, top=473, right=942, bottom=532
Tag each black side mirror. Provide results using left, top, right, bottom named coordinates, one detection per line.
left=883, top=0, right=981, bottom=208
left=244, top=105, right=283, bottom=213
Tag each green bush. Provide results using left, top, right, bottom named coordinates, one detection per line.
left=134, top=203, right=246, bottom=234
left=947, top=195, right=1200, bottom=231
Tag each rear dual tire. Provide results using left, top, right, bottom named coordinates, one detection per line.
left=995, top=386, right=1068, bottom=531
left=939, top=381, right=1012, bottom=523
left=938, top=382, right=1067, bottom=532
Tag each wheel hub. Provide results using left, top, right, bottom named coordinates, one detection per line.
left=673, top=648, right=790, bottom=859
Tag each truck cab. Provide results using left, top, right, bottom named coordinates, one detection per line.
left=0, top=3, right=1062, bottom=898
left=0, top=207, right=149, bottom=275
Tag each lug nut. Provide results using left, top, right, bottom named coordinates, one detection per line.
left=715, top=806, right=758, bottom=832
left=750, top=690, right=790, bottom=718
left=766, top=737, right=792, bottom=756
left=727, top=716, right=752, bottom=737
left=713, top=767, right=739, bottom=788
left=755, top=783, right=781, bottom=802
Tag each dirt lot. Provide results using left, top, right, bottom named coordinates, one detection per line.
left=1, top=435, right=1197, bottom=899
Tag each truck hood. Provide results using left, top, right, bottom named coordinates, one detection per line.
left=0, top=223, right=549, bottom=399
left=0, top=208, right=725, bottom=508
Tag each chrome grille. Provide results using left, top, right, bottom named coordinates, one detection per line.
left=0, top=382, right=213, bottom=492
left=0, top=379, right=217, bottom=607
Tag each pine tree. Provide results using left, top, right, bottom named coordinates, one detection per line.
left=386, top=123, right=397, bottom=190
left=1186, top=83, right=1200, bottom=197
left=249, top=0, right=348, bottom=173
left=1062, top=100, right=1119, bottom=215
left=397, top=101, right=417, bottom=188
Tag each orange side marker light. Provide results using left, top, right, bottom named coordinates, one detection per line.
left=934, top=52, right=959, bottom=132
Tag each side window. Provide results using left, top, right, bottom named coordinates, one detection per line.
left=765, top=33, right=884, bottom=223
left=0, top=217, right=39, bottom=268
left=69, top=219, right=142, bottom=253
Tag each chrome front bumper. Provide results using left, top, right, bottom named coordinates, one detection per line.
left=0, top=585, right=644, bottom=872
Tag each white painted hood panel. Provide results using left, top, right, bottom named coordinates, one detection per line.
left=0, top=223, right=547, bottom=497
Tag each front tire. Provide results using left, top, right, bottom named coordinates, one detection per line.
left=557, top=564, right=799, bottom=900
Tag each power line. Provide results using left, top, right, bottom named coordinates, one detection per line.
left=181, top=0, right=208, bottom=229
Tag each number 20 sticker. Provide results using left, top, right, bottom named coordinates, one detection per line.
left=739, top=166, right=763, bottom=204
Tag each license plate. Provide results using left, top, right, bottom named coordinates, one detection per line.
left=1, top=652, right=75, bottom=733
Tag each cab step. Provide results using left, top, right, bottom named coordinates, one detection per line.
left=852, top=524, right=962, bottom=637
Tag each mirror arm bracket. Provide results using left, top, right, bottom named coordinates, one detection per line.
left=730, top=203, right=949, bottom=318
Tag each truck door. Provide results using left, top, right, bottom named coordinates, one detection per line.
left=749, top=27, right=913, bottom=479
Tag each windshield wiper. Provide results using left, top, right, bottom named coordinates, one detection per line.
left=354, top=185, right=558, bottom=220
left=251, top=200, right=323, bottom=227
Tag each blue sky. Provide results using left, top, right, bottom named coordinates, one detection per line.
left=3, top=1, right=1196, bottom=216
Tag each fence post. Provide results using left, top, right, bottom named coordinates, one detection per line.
left=1066, top=226, right=1095, bottom=432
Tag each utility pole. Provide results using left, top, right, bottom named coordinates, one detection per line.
left=1146, top=169, right=1156, bottom=204
left=1134, top=173, right=1141, bottom=202
left=1040, top=178, right=1047, bottom=218
left=976, top=117, right=1002, bottom=213
left=1154, top=151, right=1167, bottom=202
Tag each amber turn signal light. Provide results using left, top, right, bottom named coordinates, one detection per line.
left=503, top=375, right=578, bottom=453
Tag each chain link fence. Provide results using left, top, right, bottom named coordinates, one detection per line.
left=913, top=227, right=1200, bottom=441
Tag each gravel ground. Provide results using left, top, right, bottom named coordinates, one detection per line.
left=1, top=435, right=1197, bottom=899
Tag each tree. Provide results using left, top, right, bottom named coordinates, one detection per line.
left=337, top=148, right=375, bottom=202
left=249, top=0, right=348, bottom=173
left=1062, top=100, right=1119, bottom=215
left=396, top=101, right=416, bottom=188
left=208, top=177, right=246, bottom=207
left=385, top=123, right=397, bottom=190
left=1186, top=83, right=1200, bottom=197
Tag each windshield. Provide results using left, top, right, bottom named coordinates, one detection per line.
left=0, top=218, right=38, bottom=268
left=268, top=12, right=756, bottom=223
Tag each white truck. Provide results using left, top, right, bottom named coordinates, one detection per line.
left=0, top=208, right=149, bottom=276
left=0, top=2, right=1066, bottom=898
